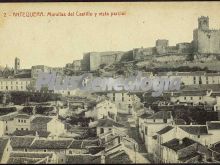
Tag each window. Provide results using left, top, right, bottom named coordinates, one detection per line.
left=199, top=77, right=202, bottom=84
left=18, top=119, right=20, bottom=122
left=193, top=77, right=196, bottom=84
left=16, top=128, right=18, bottom=130
left=26, top=128, right=28, bottom=131
left=163, top=118, right=167, bottom=123
left=199, top=97, right=202, bottom=100
left=184, top=97, right=186, bottom=100
left=24, top=149, right=27, bottom=152
left=44, top=149, right=47, bottom=152
left=69, top=150, right=72, bottom=154
left=145, top=127, right=148, bottom=135
left=198, top=135, right=200, bottom=138
left=100, top=128, right=104, bottom=134
left=21, top=128, right=24, bottom=130
left=206, top=77, right=209, bottom=84
left=191, top=97, right=193, bottom=100
left=24, top=120, right=26, bottom=123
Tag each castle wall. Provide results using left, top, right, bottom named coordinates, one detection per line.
left=133, top=47, right=156, bottom=60
left=176, top=43, right=192, bottom=54
left=155, top=54, right=186, bottom=62
left=90, top=53, right=101, bottom=71
left=81, top=51, right=124, bottom=71
left=81, top=53, right=91, bottom=71
left=100, top=52, right=123, bottom=66
left=72, top=60, right=81, bottom=71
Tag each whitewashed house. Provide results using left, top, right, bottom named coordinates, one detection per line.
left=96, top=118, right=126, bottom=136
left=31, top=116, right=66, bottom=137
left=140, top=111, right=174, bottom=153
left=170, top=90, right=215, bottom=105
left=2, top=114, right=33, bottom=135
left=85, top=100, right=117, bottom=120
left=0, top=137, right=11, bottom=164
left=175, top=125, right=212, bottom=146
left=106, top=91, right=142, bottom=114
left=157, top=72, right=220, bottom=85
left=161, top=137, right=212, bottom=163
left=214, top=96, right=220, bottom=111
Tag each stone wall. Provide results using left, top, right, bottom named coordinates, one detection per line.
left=194, top=29, right=220, bottom=54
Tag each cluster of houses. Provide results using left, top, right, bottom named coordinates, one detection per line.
left=138, top=111, right=220, bottom=163
left=0, top=94, right=148, bottom=164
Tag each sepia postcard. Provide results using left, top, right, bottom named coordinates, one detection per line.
left=0, top=1, right=220, bottom=164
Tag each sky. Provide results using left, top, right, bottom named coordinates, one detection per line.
left=0, top=2, right=220, bottom=69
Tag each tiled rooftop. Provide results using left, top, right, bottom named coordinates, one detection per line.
left=69, top=140, right=83, bottom=149
left=30, top=139, right=73, bottom=149
left=97, top=118, right=124, bottom=128
left=178, top=152, right=201, bottom=162
left=105, top=150, right=133, bottom=164
left=179, top=125, right=209, bottom=135
left=88, top=147, right=105, bottom=155
left=207, top=121, right=220, bottom=130
left=147, top=111, right=172, bottom=120
left=174, top=119, right=187, bottom=125
left=31, top=116, right=53, bottom=125
left=66, top=155, right=101, bottom=164
left=162, top=137, right=197, bottom=152
left=12, top=130, right=51, bottom=138
left=14, top=114, right=31, bottom=119
left=210, top=142, right=220, bottom=153
left=10, top=137, right=35, bottom=148
left=7, top=157, right=43, bottom=164
left=139, top=113, right=152, bottom=119
left=10, top=152, right=54, bottom=159
left=157, top=126, right=174, bottom=135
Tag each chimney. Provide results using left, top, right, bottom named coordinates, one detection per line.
left=179, top=139, right=183, bottom=145
left=171, top=92, right=174, bottom=96
left=35, top=131, right=39, bottom=139
left=33, top=106, right=36, bottom=116
left=101, top=152, right=105, bottom=164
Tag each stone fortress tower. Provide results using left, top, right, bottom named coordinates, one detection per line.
left=14, top=57, right=20, bottom=74
left=193, top=16, right=220, bottom=54
left=155, top=39, right=169, bottom=55
left=198, top=16, right=209, bottom=30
